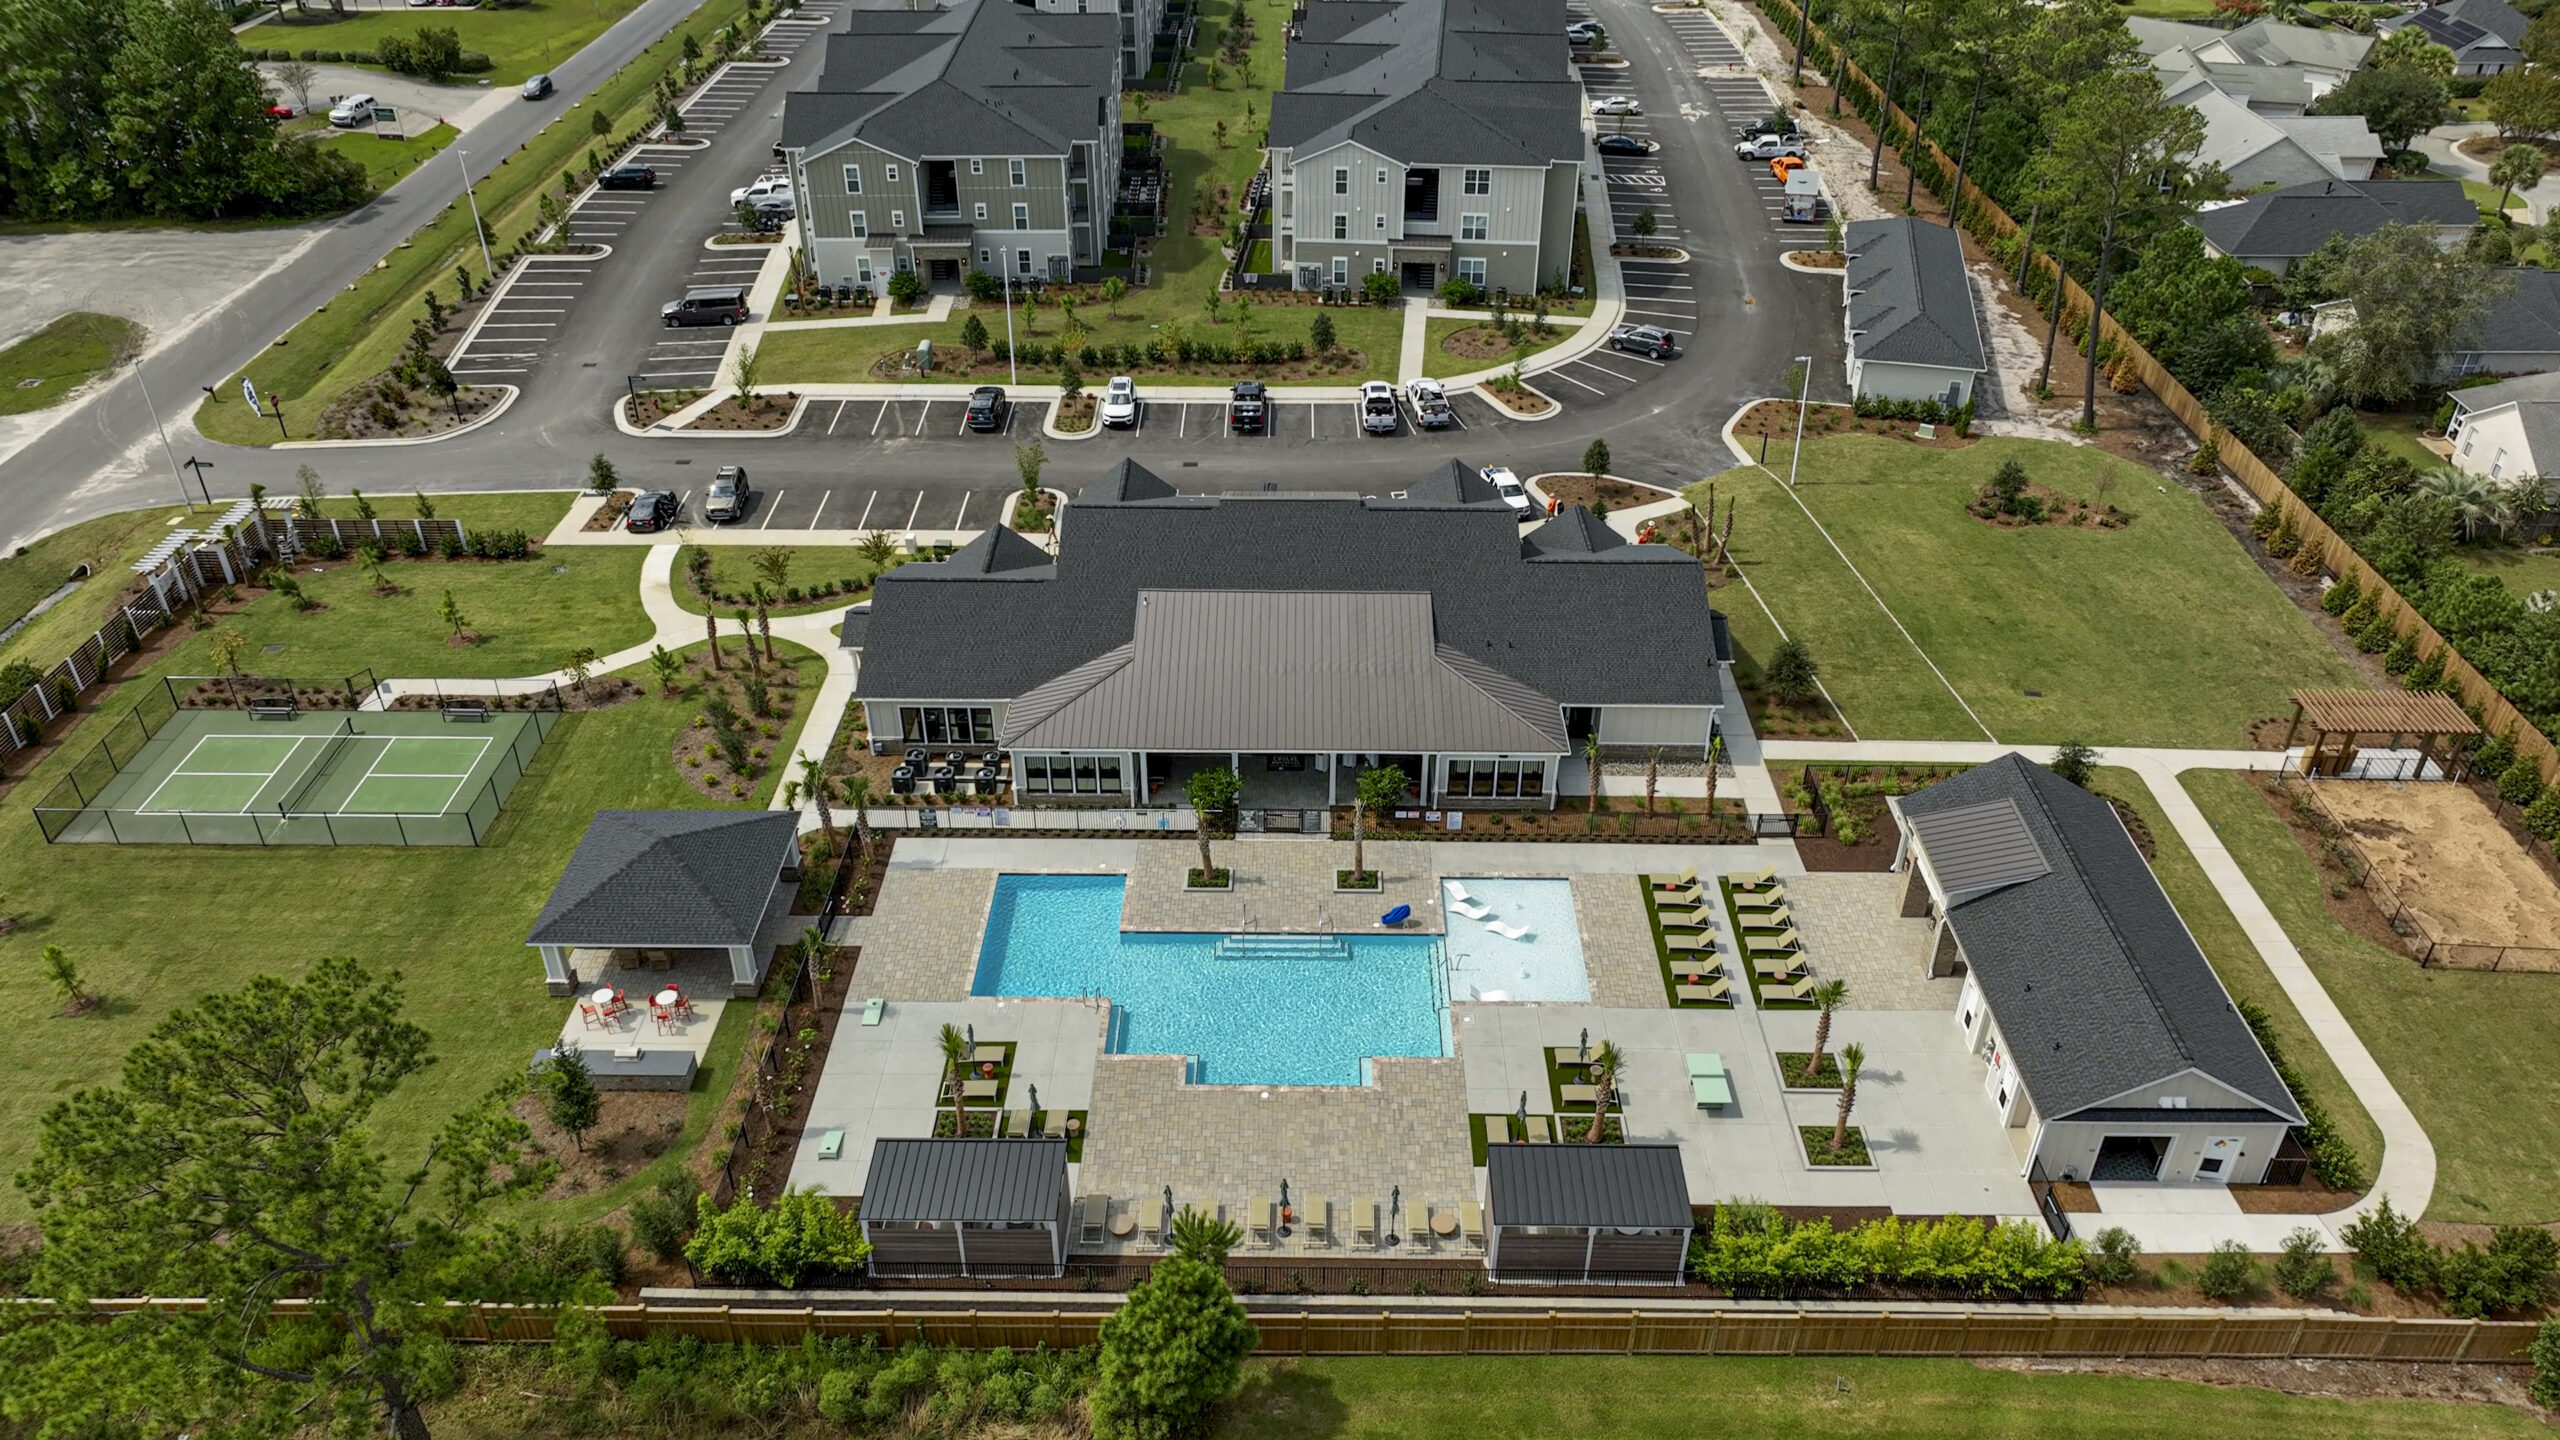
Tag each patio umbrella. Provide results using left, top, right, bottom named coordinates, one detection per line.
left=1387, top=1186, right=1402, bottom=1245
left=967, top=1022, right=976, bottom=1046
left=1517, top=1091, right=1528, bottom=1127
left=1161, top=1185, right=1175, bottom=1239
left=1028, top=1082, right=1040, bottom=1113
left=1280, top=1178, right=1291, bottom=1210
left=1579, top=1027, right=1589, bottom=1061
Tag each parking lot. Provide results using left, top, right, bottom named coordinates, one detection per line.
left=1660, top=9, right=1830, bottom=253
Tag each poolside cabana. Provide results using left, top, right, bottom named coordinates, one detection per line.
left=527, top=810, right=801, bottom=998
left=1482, top=1143, right=1692, bottom=1285
left=2279, top=689, right=2478, bottom=779
left=861, top=1138, right=1072, bottom=1278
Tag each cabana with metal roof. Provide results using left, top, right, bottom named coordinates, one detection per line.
left=1481, top=1142, right=1692, bottom=1284
left=2279, top=688, right=2478, bottom=779
left=527, top=810, right=801, bottom=997
left=860, top=1138, right=1072, bottom=1278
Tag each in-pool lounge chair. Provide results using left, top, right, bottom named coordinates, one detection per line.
left=1485, top=920, right=1531, bottom=940
left=1677, top=978, right=1731, bottom=1004
left=1445, top=881, right=1474, bottom=905
left=1732, top=864, right=1780, bottom=893
left=1651, top=867, right=1698, bottom=891
left=1449, top=898, right=1493, bottom=921
left=1760, top=975, right=1819, bottom=1003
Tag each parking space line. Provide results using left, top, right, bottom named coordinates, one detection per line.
left=1543, top=367, right=1606, bottom=395
left=758, top=490, right=785, bottom=528
left=904, top=493, right=923, bottom=532
left=856, top=489, right=878, bottom=529
left=808, top=491, right=830, bottom=529
left=1569, top=357, right=1645, bottom=383
left=953, top=492, right=973, bottom=529
left=871, top=402, right=889, bottom=436
left=825, top=399, right=848, bottom=435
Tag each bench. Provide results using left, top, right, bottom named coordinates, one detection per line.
left=248, top=702, right=298, bottom=721
left=440, top=699, right=491, bottom=722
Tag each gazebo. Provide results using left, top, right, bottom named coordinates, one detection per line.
left=2279, top=689, right=2479, bottom=779
left=527, top=810, right=802, bottom=997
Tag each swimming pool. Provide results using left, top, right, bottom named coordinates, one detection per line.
left=1441, top=877, right=1590, bottom=1003
left=972, top=874, right=1447, bottom=1086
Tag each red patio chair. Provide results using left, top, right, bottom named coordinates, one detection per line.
left=577, top=1001, right=603, bottom=1030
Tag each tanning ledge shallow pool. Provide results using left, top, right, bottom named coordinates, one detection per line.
left=972, top=874, right=1446, bottom=1086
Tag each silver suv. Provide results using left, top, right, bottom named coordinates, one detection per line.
left=703, top=465, right=750, bottom=523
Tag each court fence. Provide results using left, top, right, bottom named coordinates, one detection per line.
left=31, top=682, right=564, bottom=847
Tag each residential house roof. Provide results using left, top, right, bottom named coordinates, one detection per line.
left=1485, top=1142, right=1692, bottom=1229
left=1843, top=217, right=1985, bottom=374
left=2184, top=91, right=2381, bottom=186
left=2190, top=178, right=2477, bottom=262
left=780, top=0, right=1118, bottom=160
left=2461, top=267, right=2560, bottom=359
left=1894, top=754, right=2303, bottom=1125
left=2448, top=369, right=2560, bottom=475
left=526, top=810, right=798, bottom=948
left=860, top=1138, right=1068, bottom=1223
left=2128, top=16, right=2373, bottom=75
left=2380, top=0, right=2529, bottom=63
left=1268, top=0, right=1585, bottom=166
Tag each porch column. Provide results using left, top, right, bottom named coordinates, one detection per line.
left=1421, top=753, right=1436, bottom=807
left=540, top=944, right=574, bottom=996
left=1326, top=756, right=1338, bottom=808
left=727, top=944, right=759, bottom=997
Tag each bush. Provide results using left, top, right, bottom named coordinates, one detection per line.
left=1690, top=1206, right=2084, bottom=1299
left=2470, top=730, right=2518, bottom=781
left=886, top=269, right=927, bottom=305
left=2498, top=754, right=2545, bottom=808
left=2196, top=1240, right=2261, bottom=1300
left=2522, top=788, right=2560, bottom=842
left=2437, top=1226, right=2559, bottom=1317
left=2341, top=1195, right=2435, bottom=1293
left=1090, top=1255, right=1257, bottom=1440
left=2320, top=572, right=2361, bottom=616
left=2273, top=1227, right=2333, bottom=1299
left=1762, top=636, right=1819, bottom=707
left=2529, top=1318, right=2560, bottom=1409
left=683, top=1188, right=869, bottom=1287
left=2084, top=1226, right=2142, bottom=1288
left=2353, top=611, right=2397, bottom=653
left=629, top=1170, right=701, bottom=1263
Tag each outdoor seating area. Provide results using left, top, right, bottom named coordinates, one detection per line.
left=933, top=1032, right=1091, bottom=1149
left=1726, top=869, right=1823, bottom=1005
left=1646, top=868, right=1733, bottom=1007
left=554, top=948, right=731, bottom=1069
left=1443, top=880, right=1535, bottom=942
left=1076, top=1187, right=1486, bottom=1256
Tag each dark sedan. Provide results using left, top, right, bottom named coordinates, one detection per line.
left=598, top=164, right=656, bottom=190
left=1595, top=134, right=1656, bottom=156
left=965, top=386, right=1010, bottom=432
left=625, top=490, right=680, bottom=533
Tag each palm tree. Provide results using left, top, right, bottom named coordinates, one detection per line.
left=748, top=582, right=778, bottom=662
left=2416, top=466, right=2515, bottom=540
left=842, top=774, right=875, bottom=855
left=1829, top=1042, right=1866, bottom=1154
left=733, top=608, right=761, bottom=672
left=703, top=606, right=722, bottom=670
left=752, top=547, right=793, bottom=619
left=1170, top=1205, right=1243, bottom=1264
left=2492, top=143, right=2547, bottom=219
left=1583, top=1040, right=1625, bottom=1143
left=1584, top=734, right=1602, bottom=814
left=1350, top=765, right=1404, bottom=885
left=939, top=1023, right=973, bottom=1137
left=1801, top=979, right=1849, bottom=1085
left=796, top=754, right=835, bottom=838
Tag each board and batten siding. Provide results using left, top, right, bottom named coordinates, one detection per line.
left=1598, top=705, right=1715, bottom=746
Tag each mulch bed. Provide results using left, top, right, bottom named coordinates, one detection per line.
left=681, top=394, right=798, bottom=431
left=584, top=491, right=636, bottom=531
left=627, top=391, right=707, bottom=426
left=1482, top=383, right=1553, bottom=416
left=1787, top=250, right=1846, bottom=269
left=1439, top=323, right=1562, bottom=362
left=1609, top=243, right=1685, bottom=259
left=516, top=1087, right=690, bottom=1200
left=879, top=345, right=1374, bottom=384
left=1354, top=801, right=1749, bottom=843
left=1970, top=481, right=2131, bottom=530
left=1733, top=399, right=1975, bottom=449
left=316, top=383, right=503, bottom=442
left=667, top=648, right=799, bottom=801
left=1053, top=394, right=1097, bottom=432
left=387, top=678, right=638, bottom=714
left=1536, top=474, right=1672, bottom=512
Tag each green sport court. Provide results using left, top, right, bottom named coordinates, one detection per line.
left=37, top=707, right=555, bottom=846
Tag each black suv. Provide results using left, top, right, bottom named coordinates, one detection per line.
left=966, top=386, right=1010, bottom=432
left=598, top=164, right=656, bottom=190
left=1228, top=380, right=1268, bottom=433
left=1610, top=325, right=1679, bottom=360
left=625, top=490, right=680, bottom=533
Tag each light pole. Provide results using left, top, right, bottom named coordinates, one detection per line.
left=1786, top=354, right=1814, bottom=488
left=456, top=147, right=496, bottom=283
left=130, top=360, right=194, bottom=512
left=1001, top=250, right=1019, bottom=387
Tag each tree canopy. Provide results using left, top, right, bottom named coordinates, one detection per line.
left=2308, top=64, right=2448, bottom=152
left=2322, top=223, right=2504, bottom=404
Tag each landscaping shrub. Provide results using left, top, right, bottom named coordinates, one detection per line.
left=1090, top=1254, right=1256, bottom=1440
left=466, top=528, right=533, bottom=560
left=2234, top=998, right=2364, bottom=1190
left=683, top=1188, right=869, bottom=1287
left=628, top=1170, right=701, bottom=1263
left=2196, top=1239, right=2261, bottom=1300
left=1689, top=1204, right=2084, bottom=1299
left=2530, top=1318, right=2560, bottom=1408
left=2497, top=754, right=2545, bottom=808
left=1762, top=636, right=1820, bottom=707
left=2470, top=730, right=2517, bottom=782
left=2341, top=1196, right=2436, bottom=1293
left=2273, top=1227, right=2333, bottom=1299
left=2084, top=1226, right=2142, bottom=1288
left=2319, top=572, right=2360, bottom=616
left=2436, top=1226, right=2560, bottom=1317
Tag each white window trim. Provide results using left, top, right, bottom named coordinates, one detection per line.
left=843, top=164, right=863, bottom=194
left=1333, top=213, right=1348, bottom=239
left=1333, top=167, right=1349, bottom=195
left=969, top=158, right=984, bottom=175
left=890, top=210, right=905, bottom=230
left=1013, top=202, right=1030, bottom=229
left=1010, top=158, right=1027, bottom=187
left=1463, top=168, right=1491, bottom=195
left=850, top=213, right=868, bottom=239
left=886, top=164, right=901, bottom=184
left=1332, top=257, right=1348, bottom=284
left=1460, top=212, right=1488, bottom=240
left=1457, top=257, right=1486, bottom=283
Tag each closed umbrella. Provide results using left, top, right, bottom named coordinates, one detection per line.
left=1387, top=1186, right=1402, bottom=1246
left=1028, top=1081, right=1040, bottom=1113
left=1578, top=1027, right=1589, bottom=1061
left=1162, top=1185, right=1174, bottom=1243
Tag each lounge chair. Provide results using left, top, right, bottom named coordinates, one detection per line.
left=1665, top=931, right=1717, bottom=951
left=961, top=1078, right=1000, bottom=1103
left=1760, top=976, right=1819, bottom=1003
left=1677, top=978, right=1731, bottom=1004
left=1753, top=954, right=1806, bottom=981
left=1740, top=905, right=1794, bottom=930
left=1445, top=881, right=1474, bottom=905
left=1303, top=1195, right=1330, bottom=1243
left=1448, top=898, right=1492, bottom=920
left=1561, top=1083, right=1620, bottom=1109
left=1003, top=1107, right=1029, bottom=1137
left=1461, top=1201, right=1484, bottom=1249
left=1745, top=929, right=1802, bottom=954
left=1353, top=1196, right=1378, bottom=1247
left=1657, top=910, right=1713, bottom=933
left=1733, top=889, right=1788, bottom=912
left=1147, top=1203, right=1175, bottom=1248
left=1484, top=921, right=1531, bottom=940
left=1549, top=1047, right=1594, bottom=1069
left=1733, top=864, right=1780, bottom=892
left=1042, top=1109, right=1067, bottom=1139
left=1654, top=882, right=1706, bottom=908
left=1079, top=1193, right=1108, bottom=1245
left=1671, top=961, right=1722, bottom=984
left=1249, top=1196, right=1274, bottom=1247
left=1650, top=866, right=1698, bottom=891
left=970, top=1044, right=1007, bottom=1065
left=1524, top=1116, right=1553, bottom=1143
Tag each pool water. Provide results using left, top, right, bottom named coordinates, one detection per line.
left=973, top=874, right=1447, bottom=1086
left=1441, top=878, right=1590, bottom=1003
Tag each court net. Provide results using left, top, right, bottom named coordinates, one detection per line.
left=277, top=715, right=358, bottom=816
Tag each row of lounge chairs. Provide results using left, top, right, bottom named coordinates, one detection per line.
left=1075, top=1194, right=1483, bottom=1251
left=1649, top=871, right=1732, bottom=1005
left=1731, top=871, right=1820, bottom=1001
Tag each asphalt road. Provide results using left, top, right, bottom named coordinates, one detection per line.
left=1, top=0, right=1840, bottom=550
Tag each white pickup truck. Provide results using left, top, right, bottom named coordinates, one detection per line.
left=731, top=173, right=795, bottom=207
left=1734, top=133, right=1809, bottom=161
left=1405, top=378, right=1456, bottom=429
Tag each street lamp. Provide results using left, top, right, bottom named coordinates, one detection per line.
left=1786, top=354, right=1814, bottom=488
left=1001, top=250, right=1019, bottom=388
left=456, top=147, right=496, bottom=284
left=129, top=360, right=194, bottom=513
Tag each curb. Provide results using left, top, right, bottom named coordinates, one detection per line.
left=616, top=391, right=810, bottom=438
left=703, top=235, right=789, bottom=254
left=1476, top=380, right=1560, bottom=421
left=1778, top=250, right=1844, bottom=275
left=1041, top=402, right=1102, bottom=441
left=1613, top=245, right=1693, bottom=264
left=275, top=385, right=519, bottom=449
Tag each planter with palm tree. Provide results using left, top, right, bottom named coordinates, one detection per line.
left=1800, top=1042, right=1873, bottom=1166
left=1184, top=765, right=1242, bottom=886
left=1777, top=980, right=1851, bottom=1088
left=1561, top=1040, right=1626, bottom=1144
left=1339, top=764, right=1407, bottom=889
left=937, top=1022, right=989, bottom=1137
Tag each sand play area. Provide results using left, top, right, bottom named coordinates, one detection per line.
left=2311, top=780, right=2560, bottom=958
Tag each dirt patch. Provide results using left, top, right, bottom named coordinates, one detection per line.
left=2232, top=1181, right=2366, bottom=1214
left=1534, top=473, right=1673, bottom=513
left=2308, top=779, right=2560, bottom=953
left=1733, top=399, right=1974, bottom=449
left=1971, top=1355, right=2542, bottom=1413
left=514, top=1087, right=690, bottom=1200
left=2250, top=774, right=2421, bottom=956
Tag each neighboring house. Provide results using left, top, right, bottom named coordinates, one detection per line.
left=1888, top=756, right=2305, bottom=1187
left=1481, top=1143, right=1692, bottom=1285
left=1265, top=0, right=1584, bottom=295
left=2190, top=177, right=2477, bottom=275
left=527, top=810, right=802, bottom=997
left=2378, top=0, right=2529, bottom=76
left=1021, top=0, right=1170, bottom=89
left=1841, top=217, right=1985, bottom=408
left=2312, top=268, right=2560, bottom=382
left=842, top=458, right=1730, bottom=811
left=861, top=1138, right=1073, bottom=1278
left=780, top=0, right=1123, bottom=292
left=2445, top=370, right=2560, bottom=482
left=2131, top=16, right=2373, bottom=114
left=2187, top=90, right=2382, bottom=190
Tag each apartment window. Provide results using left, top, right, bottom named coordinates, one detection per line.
left=1460, top=212, right=1488, bottom=240
left=1445, top=758, right=1545, bottom=798
left=1010, top=158, right=1027, bottom=187
left=856, top=257, right=874, bottom=283
left=1457, top=257, right=1486, bottom=284
left=1374, top=213, right=1386, bottom=231
left=1332, top=257, right=1348, bottom=285
left=885, top=164, right=901, bottom=184
left=1333, top=213, right=1348, bottom=239
left=1019, top=754, right=1124, bottom=796
left=978, top=248, right=990, bottom=265
left=850, top=214, right=867, bottom=239
left=2492, top=449, right=2509, bottom=478
left=1018, top=248, right=1035, bottom=274
left=1463, top=167, right=1491, bottom=195
left=975, top=202, right=988, bottom=220
left=842, top=164, right=862, bottom=194
left=1374, top=258, right=1387, bottom=273
left=1376, top=168, right=1387, bottom=185
left=890, top=210, right=905, bottom=230
left=970, top=158, right=984, bottom=175
left=898, top=706, right=998, bottom=745
left=1333, top=166, right=1349, bottom=195
left=2461, top=431, right=2475, bottom=455
left=1013, top=202, right=1030, bottom=229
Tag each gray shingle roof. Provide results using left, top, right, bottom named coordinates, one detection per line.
left=1485, top=1142, right=1691, bottom=1228
left=850, top=469, right=1723, bottom=711
left=861, top=1138, right=1067, bottom=1222
left=2190, top=179, right=2478, bottom=262
left=998, top=589, right=1569, bottom=753
left=781, top=0, right=1117, bottom=162
left=1269, top=0, right=1584, bottom=166
left=1896, top=755, right=2301, bottom=1124
left=2383, top=0, right=2527, bottom=53
left=1844, top=218, right=1985, bottom=374
left=2449, top=369, right=2560, bottom=473
left=526, top=810, right=797, bottom=948
left=2464, top=267, right=2560, bottom=357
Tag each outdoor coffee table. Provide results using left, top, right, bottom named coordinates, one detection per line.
left=589, top=987, right=618, bottom=1008
left=1429, top=1210, right=1459, bottom=1239
left=1108, top=1211, right=1136, bottom=1239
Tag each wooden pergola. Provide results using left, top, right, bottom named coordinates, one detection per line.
left=2280, top=689, right=2479, bottom=779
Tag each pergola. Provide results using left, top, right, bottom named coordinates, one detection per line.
left=2279, top=689, right=2479, bottom=779
left=527, top=810, right=802, bottom=997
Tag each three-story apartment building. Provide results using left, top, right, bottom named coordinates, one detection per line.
left=780, top=0, right=1123, bottom=292
left=1265, top=0, right=1584, bottom=295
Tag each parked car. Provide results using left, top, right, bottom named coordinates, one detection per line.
left=702, top=466, right=751, bottom=523
left=598, top=164, right=657, bottom=190
left=1770, top=155, right=1807, bottom=183
left=520, top=73, right=554, bottom=100
left=1405, top=378, right=1456, bottom=429
left=662, top=286, right=749, bottom=328
left=1736, top=133, right=1808, bottom=161
left=1589, top=95, right=1641, bottom=117
left=1229, top=379, right=1268, bottom=433
left=1738, top=112, right=1801, bottom=139
left=1610, top=325, right=1679, bottom=360
left=1595, top=134, right=1657, bottom=156
left=966, top=386, right=1010, bottom=432
left=731, top=174, right=794, bottom=208
left=1360, top=381, right=1400, bottom=434
left=625, top=491, right=680, bottom=533
left=1565, top=19, right=1601, bottom=43
left=327, top=94, right=377, bottom=128
left=1480, top=466, right=1532, bottom=512
left=1099, top=376, right=1140, bottom=428
left=265, top=104, right=297, bottom=121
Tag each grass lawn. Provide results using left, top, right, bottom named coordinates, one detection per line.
left=755, top=300, right=1403, bottom=388
left=2352, top=412, right=2443, bottom=474
left=2183, top=770, right=2560, bottom=1223
left=315, top=122, right=461, bottom=191
left=252, top=0, right=648, bottom=85
left=2457, top=543, right=2560, bottom=595
left=198, top=0, right=760, bottom=447
left=1691, top=435, right=2368, bottom=747
left=0, top=507, right=197, bottom=667
left=1420, top=316, right=1577, bottom=380
left=0, top=634, right=824, bottom=1226
left=2088, top=768, right=2385, bottom=1180
left=214, top=545, right=651, bottom=680
left=670, top=544, right=887, bottom=618
left=0, top=312, right=144, bottom=416
left=1204, top=1356, right=2543, bottom=1439
left=305, top=489, right=583, bottom=537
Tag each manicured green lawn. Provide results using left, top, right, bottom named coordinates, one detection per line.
left=2351, top=412, right=2442, bottom=474
left=670, top=544, right=886, bottom=618
left=1420, top=317, right=1578, bottom=380
left=253, top=0, right=648, bottom=84
left=0, top=312, right=143, bottom=416
left=1692, top=435, right=2368, bottom=746
left=2183, top=770, right=2560, bottom=1223
left=306, top=489, right=582, bottom=537
left=0, top=634, right=825, bottom=1225
left=0, top=507, right=196, bottom=667
left=212, top=545, right=651, bottom=680
left=2457, top=543, right=2560, bottom=595
left=314, top=122, right=460, bottom=191
left=2089, top=769, right=2384, bottom=1180
left=1206, top=1356, right=2544, bottom=1439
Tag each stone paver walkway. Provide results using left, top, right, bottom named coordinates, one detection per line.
left=846, top=869, right=995, bottom=1001
left=1573, top=872, right=1671, bottom=1008
left=1781, top=872, right=1946, bottom=1010
left=1122, top=839, right=1442, bottom=933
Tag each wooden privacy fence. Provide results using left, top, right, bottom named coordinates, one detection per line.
left=64, top=1298, right=2540, bottom=1363
left=1755, top=0, right=2560, bottom=786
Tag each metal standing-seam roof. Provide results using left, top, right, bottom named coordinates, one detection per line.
left=861, top=1138, right=1068, bottom=1223
left=1843, top=218, right=1986, bottom=375
left=1485, top=1143, right=1691, bottom=1229
left=1904, top=798, right=2051, bottom=907
left=526, top=810, right=798, bottom=948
